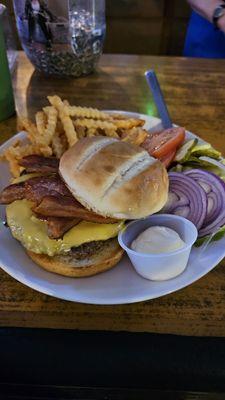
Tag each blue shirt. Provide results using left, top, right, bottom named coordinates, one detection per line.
left=184, top=11, right=225, bottom=58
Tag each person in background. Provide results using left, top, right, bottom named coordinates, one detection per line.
left=184, top=0, right=225, bottom=57
left=25, top=0, right=55, bottom=48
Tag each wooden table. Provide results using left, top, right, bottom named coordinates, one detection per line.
left=1, top=52, right=225, bottom=337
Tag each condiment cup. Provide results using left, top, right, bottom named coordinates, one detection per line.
left=118, top=214, right=198, bottom=281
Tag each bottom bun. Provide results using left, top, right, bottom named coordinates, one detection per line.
left=27, top=238, right=124, bottom=277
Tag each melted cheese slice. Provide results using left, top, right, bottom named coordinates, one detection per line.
left=6, top=200, right=124, bottom=256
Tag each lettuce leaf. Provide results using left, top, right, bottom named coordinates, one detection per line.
left=195, top=225, right=225, bottom=247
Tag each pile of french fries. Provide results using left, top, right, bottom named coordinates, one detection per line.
left=2, top=95, right=148, bottom=177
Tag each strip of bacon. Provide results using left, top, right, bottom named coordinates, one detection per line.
left=33, top=195, right=117, bottom=223
left=0, top=183, right=26, bottom=204
left=0, top=175, right=69, bottom=205
left=19, top=155, right=59, bottom=173
left=45, top=216, right=81, bottom=239
left=0, top=176, right=117, bottom=224
left=25, top=176, right=71, bottom=203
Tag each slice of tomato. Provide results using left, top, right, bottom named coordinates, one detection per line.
left=159, top=149, right=177, bottom=168
left=142, top=127, right=185, bottom=159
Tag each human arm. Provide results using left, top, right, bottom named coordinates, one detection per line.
left=187, top=0, right=225, bottom=32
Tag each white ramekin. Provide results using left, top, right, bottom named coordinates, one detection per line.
left=118, top=214, right=198, bottom=281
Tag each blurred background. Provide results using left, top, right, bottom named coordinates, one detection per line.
left=2, top=0, right=191, bottom=56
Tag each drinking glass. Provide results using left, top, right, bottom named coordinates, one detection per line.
left=13, top=0, right=106, bottom=77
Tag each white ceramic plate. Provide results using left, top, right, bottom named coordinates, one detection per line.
left=0, top=112, right=225, bottom=305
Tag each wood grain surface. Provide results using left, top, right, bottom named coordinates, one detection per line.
left=0, top=52, right=225, bottom=336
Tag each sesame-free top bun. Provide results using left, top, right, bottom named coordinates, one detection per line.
left=59, top=136, right=168, bottom=219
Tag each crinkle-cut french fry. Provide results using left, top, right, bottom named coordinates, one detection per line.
left=47, top=95, right=78, bottom=146
left=121, top=127, right=148, bottom=146
left=37, top=145, right=53, bottom=157
left=50, top=115, right=69, bottom=154
left=43, top=106, right=51, bottom=115
left=44, top=106, right=58, bottom=145
left=60, top=132, right=68, bottom=152
left=75, top=124, right=86, bottom=139
left=48, top=95, right=111, bottom=121
left=19, top=116, right=52, bottom=152
left=19, top=117, right=38, bottom=143
left=102, top=129, right=119, bottom=138
left=74, top=118, right=119, bottom=138
left=110, top=113, right=128, bottom=120
left=36, top=111, right=47, bottom=136
left=52, top=132, right=64, bottom=158
left=67, top=106, right=111, bottom=121
left=5, top=153, right=21, bottom=178
left=47, top=95, right=64, bottom=109
left=52, top=130, right=68, bottom=158
left=3, top=142, right=21, bottom=177
left=112, top=118, right=145, bottom=129
left=55, top=119, right=64, bottom=135
left=59, top=107, right=78, bottom=147
left=2, top=140, right=52, bottom=177
left=7, top=141, right=52, bottom=159
left=74, top=118, right=116, bottom=129
left=63, top=100, right=70, bottom=107
left=87, top=128, right=97, bottom=137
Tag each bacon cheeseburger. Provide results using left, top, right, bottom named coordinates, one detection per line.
left=0, top=137, right=168, bottom=277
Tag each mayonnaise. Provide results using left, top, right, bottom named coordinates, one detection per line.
left=131, top=226, right=185, bottom=254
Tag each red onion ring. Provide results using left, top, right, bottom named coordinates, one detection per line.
left=184, top=170, right=225, bottom=235
left=199, top=209, right=225, bottom=237
left=165, top=172, right=208, bottom=230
